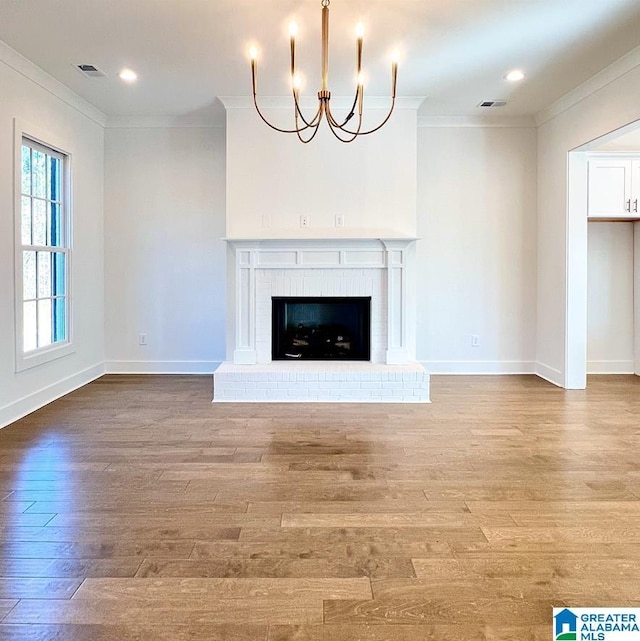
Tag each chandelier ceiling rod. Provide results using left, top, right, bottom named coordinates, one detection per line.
left=249, top=0, right=398, bottom=143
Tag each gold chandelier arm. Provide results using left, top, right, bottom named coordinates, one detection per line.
left=295, top=118, right=323, bottom=144
left=333, top=95, right=396, bottom=136
left=325, top=103, right=363, bottom=143
left=294, top=99, right=322, bottom=143
left=252, top=92, right=316, bottom=134
left=252, top=58, right=320, bottom=134
left=325, top=91, right=359, bottom=129
left=293, top=90, right=323, bottom=128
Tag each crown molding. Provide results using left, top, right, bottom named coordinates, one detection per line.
left=418, top=115, right=535, bottom=128
left=0, top=40, right=107, bottom=127
left=219, top=95, right=426, bottom=111
left=535, top=43, right=640, bottom=127
left=105, top=115, right=225, bottom=129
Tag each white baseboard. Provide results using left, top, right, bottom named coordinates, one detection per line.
left=535, top=361, right=564, bottom=387
left=587, top=360, right=635, bottom=374
left=105, top=360, right=222, bottom=375
left=0, top=362, right=105, bottom=430
left=422, top=360, right=536, bottom=375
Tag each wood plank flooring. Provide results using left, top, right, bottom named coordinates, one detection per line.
left=0, top=373, right=639, bottom=640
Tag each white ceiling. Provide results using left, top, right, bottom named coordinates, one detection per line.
left=1, top=0, right=640, bottom=120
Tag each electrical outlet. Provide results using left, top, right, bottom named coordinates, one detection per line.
left=300, top=215, right=310, bottom=228
left=335, top=214, right=345, bottom=227
left=261, top=214, right=271, bottom=228
left=471, top=334, right=480, bottom=347
left=139, top=333, right=148, bottom=346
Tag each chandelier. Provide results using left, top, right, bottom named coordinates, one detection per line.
left=249, top=0, right=398, bottom=143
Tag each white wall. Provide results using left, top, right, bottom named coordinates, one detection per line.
left=104, top=118, right=538, bottom=375
left=0, top=48, right=105, bottom=428
left=536, top=53, right=640, bottom=387
left=587, top=222, right=635, bottom=373
left=416, top=125, right=538, bottom=373
left=596, top=128, right=640, bottom=151
left=636, top=223, right=640, bottom=376
left=225, top=102, right=418, bottom=238
left=104, top=126, right=227, bottom=373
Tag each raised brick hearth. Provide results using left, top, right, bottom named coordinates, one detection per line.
left=213, top=238, right=429, bottom=403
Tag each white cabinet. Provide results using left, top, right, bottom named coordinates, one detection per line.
left=588, top=156, right=640, bottom=219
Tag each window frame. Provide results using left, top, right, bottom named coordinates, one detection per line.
left=14, top=119, right=74, bottom=372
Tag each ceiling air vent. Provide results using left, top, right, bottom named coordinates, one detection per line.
left=75, top=64, right=107, bottom=78
left=478, top=100, right=507, bottom=108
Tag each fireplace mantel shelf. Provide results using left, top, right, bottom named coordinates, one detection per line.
left=222, top=232, right=419, bottom=243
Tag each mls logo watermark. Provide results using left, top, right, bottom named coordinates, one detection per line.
left=554, top=608, right=640, bottom=640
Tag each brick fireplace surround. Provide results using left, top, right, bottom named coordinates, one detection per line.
left=213, top=238, right=430, bottom=402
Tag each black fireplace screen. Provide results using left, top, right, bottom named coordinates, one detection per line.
left=272, top=297, right=371, bottom=361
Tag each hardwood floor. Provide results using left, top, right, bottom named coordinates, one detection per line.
left=0, top=373, right=639, bottom=640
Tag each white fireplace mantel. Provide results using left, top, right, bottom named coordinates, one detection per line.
left=225, top=237, right=417, bottom=366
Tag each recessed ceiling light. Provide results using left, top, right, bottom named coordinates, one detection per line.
left=504, top=69, right=525, bottom=82
left=118, top=68, right=138, bottom=83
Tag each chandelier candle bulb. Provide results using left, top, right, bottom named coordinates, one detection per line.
left=392, top=60, right=398, bottom=98
left=249, top=47, right=258, bottom=95
left=356, top=23, right=364, bottom=73
left=289, top=22, right=297, bottom=77
left=292, top=74, right=301, bottom=101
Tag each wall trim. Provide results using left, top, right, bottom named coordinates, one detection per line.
left=0, top=362, right=105, bottom=430
left=587, top=360, right=635, bottom=374
left=105, top=361, right=222, bottom=375
left=535, top=361, right=564, bottom=387
left=104, top=116, right=225, bottom=129
left=535, top=43, right=640, bottom=127
left=0, top=40, right=107, bottom=127
left=422, top=361, right=536, bottom=375
left=219, top=95, right=426, bottom=111
left=417, top=115, right=535, bottom=128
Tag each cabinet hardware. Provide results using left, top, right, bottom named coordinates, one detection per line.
left=634, top=199, right=638, bottom=213
left=626, top=199, right=631, bottom=212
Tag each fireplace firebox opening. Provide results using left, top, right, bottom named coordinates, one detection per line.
left=272, top=297, right=371, bottom=361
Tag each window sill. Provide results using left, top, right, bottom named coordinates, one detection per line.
left=16, top=341, right=75, bottom=372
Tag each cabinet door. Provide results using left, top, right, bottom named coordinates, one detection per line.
left=588, top=159, right=632, bottom=218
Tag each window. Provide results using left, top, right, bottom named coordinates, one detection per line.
left=16, top=135, right=72, bottom=370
